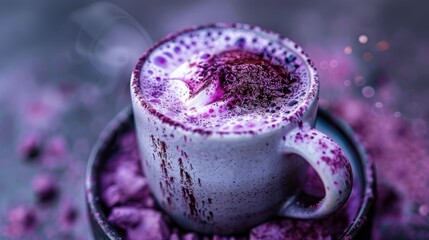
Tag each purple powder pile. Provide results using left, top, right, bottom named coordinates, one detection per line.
left=99, top=130, right=361, bottom=239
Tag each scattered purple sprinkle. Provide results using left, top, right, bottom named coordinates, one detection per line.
left=45, top=136, right=68, bottom=157
left=17, top=133, right=43, bottom=160
left=32, top=174, right=59, bottom=204
left=60, top=203, right=79, bottom=230
left=4, top=206, right=38, bottom=238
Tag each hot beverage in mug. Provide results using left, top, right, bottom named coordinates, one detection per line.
left=131, top=23, right=353, bottom=235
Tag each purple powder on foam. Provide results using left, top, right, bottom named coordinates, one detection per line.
left=134, top=24, right=312, bottom=134
left=190, top=49, right=295, bottom=109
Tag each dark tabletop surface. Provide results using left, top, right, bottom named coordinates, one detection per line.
left=0, top=1, right=428, bottom=239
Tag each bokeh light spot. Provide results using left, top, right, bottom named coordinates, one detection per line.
left=375, top=102, right=383, bottom=108
left=358, top=35, right=368, bottom=44
left=394, top=111, right=402, bottom=118
left=329, top=60, right=338, bottom=68
left=354, top=75, right=366, bottom=86
left=376, top=40, right=390, bottom=51
left=344, top=46, right=352, bottom=55
left=344, top=80, right=351, bottom=86
left=320, top=61, right=329, bottom=70
left=363, top=52, right=373, bottom=61
left=362, top=86, right=375, bottom=98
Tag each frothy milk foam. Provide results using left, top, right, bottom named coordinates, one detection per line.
left=139, top=25, right=310, bottom=132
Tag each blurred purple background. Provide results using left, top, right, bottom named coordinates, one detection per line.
left=1, top=1, right=428, bottom=239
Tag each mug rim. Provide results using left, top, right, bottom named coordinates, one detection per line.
left=130, top=22, right=319, bottom=136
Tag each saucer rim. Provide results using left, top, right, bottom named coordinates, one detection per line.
left=85, top=106, right=376, bottom=240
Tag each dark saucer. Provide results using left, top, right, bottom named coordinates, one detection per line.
left=85, top=107, right=376, bottom=239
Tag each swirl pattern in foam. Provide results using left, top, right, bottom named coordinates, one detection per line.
left=139, top=24, right=311, bottom=132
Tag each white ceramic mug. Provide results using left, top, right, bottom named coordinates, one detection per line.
left=131, top=23, right=352, bottom=235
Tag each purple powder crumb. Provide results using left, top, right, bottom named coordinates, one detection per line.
left=182, top=233, right=199, bottom=240
left=102, top=184, right=122, bottom=207
left=32, top=174, right=59, bottom=204
left=108, top=206, right=142, bottom=229
left=45, top=136, right=68, bottom=157
left=142, top=195, right=156, bottom=208
left=115, top=166, right=148, bottom=200
left=112, top=159, right=141, bottom=176
left=60, top=203, right=79, bottom=230
left=170, top=233, right=181, bottom=240
left=39, top=135, right=70, bottom=168
left=17, top=133, right=43, bottom=160
left=4, top=206, right=38, bottom=238
left=250, top=219, right=339, bottom=240
left=126, top=209, right=170, bottom=240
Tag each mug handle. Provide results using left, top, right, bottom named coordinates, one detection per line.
left=279, top=123, right=353, bottom=219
